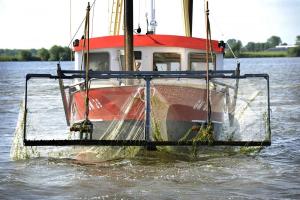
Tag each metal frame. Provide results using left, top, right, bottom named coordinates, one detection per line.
left=24, top=70, right=271, bottom=147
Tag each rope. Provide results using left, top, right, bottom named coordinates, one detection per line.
left=71, top=0, right=96, bottom=49
left=205, top=0, right=212, bottom=123
left=83, top=3, right=91, bottom=121
left=59, top=0, right=97, bottom=62
left=226, top=42, right=238, bottom=60
left=207, top=18, right=215, bottom=69
left=208, top=9, right=239, bottom=63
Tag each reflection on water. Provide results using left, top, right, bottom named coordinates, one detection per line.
left=0, top=58, right=300, bottom=199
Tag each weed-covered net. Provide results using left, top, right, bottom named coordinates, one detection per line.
left=150, top=76, right=270, bottom=143
left=22, top=75, right=270, bottom=144
left=12, top=74, right=270, bottom=160
left=150, top=78, right=210, bottom=142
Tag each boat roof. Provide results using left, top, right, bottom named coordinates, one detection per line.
left=74, top=34, right=224, bottom=53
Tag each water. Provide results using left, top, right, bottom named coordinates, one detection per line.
left=0, top=58, right=300, bottom=199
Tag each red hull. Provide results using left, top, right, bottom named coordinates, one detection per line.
left=70, top=85, right=224, bottom=124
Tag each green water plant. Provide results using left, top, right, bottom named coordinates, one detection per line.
left=191, top=123, right=214, bottom=156
left=192, top=123, right=214, bottom=144
left=239, top=146, right=264, bottom=155
left=152, top=117, right=163, bottom=141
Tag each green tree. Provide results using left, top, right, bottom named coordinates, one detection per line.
left=245, top=42, right=256, bottom=51
left=267, top=36, right=282, bottom=48
left=30, top=48, right=38, bottom=57
left=61, top=47, right=72, bottom=61
left=49, top=45, right=72, bottom=61
left=18, top=50, right=32, bottom=61
left=226, top=39, right=243, bottom=57
left=296, top=35, right=300, bottom=45
left=38, top=48, right=50, bottom=61
left=227, top=39, right=242, bottom=52
left=49, top=45, right=65, bottom=61
left=287, top=46, right=300, bottom=57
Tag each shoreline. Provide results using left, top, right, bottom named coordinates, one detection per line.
left=225, top=51, right=288, bottom=58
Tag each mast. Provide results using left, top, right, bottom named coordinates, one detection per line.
left=182, top=0, right=193, bottom=37
left=109, top=0, right=123, bottom=35
left=124, top=0, right=134, bottom=71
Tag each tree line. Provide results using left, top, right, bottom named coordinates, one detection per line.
left=226, top=35, right=300, bottom=58
left=0, top=46, right=73, bottom=61
left=1, top=35, right=300, bottom=61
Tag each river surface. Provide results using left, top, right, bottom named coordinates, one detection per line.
left=0, top=58, right=299, bottom=199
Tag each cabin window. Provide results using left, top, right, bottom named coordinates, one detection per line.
left=84, top=52, right=110, bottom=71
left=134, top=51, right=142, bottom=60
left=153, top=53, right=181, bottom=71
left=119, top=51, right=142, bottom=71
left=188, top=53, right=215, bottom=71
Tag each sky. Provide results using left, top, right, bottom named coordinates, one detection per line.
left=0, top=0, right=299, bottom=49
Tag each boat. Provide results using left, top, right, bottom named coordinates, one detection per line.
left=70, top=34, right=225, bottom=141
left=22, top=0, right=271, bottom=148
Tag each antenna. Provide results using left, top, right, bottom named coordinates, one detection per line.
left=149, top=0, right=157, bottom=34
left=145, top=12, right=149, bottom=33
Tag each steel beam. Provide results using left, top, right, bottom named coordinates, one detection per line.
left=24, top=139, right=271, bottom=147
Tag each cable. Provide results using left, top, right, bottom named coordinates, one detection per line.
left=70, top=0, right=72, bottom=61
left=226, top=42, right=238, bottom=60
left=91, top=0, right=96, bottom=37
left=59, top=0, right=97, bottom=62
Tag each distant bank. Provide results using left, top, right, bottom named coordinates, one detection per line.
left=1, top=35, right=300, bottom=61
left=225, top=35, right=300, bottom=58
left=0, top=46, right=72, bottom=61
left=1, top=48, right=298, bottom=61
left=225, top=51, right=288, bottom=58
